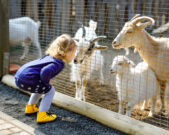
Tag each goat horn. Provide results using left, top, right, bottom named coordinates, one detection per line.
left=90, top=36, right=107, bottom=45
left=82, top=24, right=86, bottom=38
left=131, top=16, right=155, bottom=25
left=130, top=14, right=140, bottom=21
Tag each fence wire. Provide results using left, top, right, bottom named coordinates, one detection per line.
left=9, top=0, right=169, bottom=131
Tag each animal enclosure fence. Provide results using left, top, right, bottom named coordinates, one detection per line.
left=8, top=0, right=169, bottom=133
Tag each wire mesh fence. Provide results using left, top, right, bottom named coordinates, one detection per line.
left=9, top=0, right=169, bottom=131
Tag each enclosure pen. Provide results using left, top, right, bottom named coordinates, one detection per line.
left=2, top=74, right=169, bottom=135
left=3, top=0, right=169, bottom=134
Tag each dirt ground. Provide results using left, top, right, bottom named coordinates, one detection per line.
left=0, top=83, right=126, bottom=135
left=10, top=42, right=169, bottom=130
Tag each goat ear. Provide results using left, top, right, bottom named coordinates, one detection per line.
left=134, top=48, right=137, bottom=53
left=136, top=22, right=153, bottom=29
left=94, top=45, right=108, bottom=50
left=130, top=14, right=140, bottom=22
left=73, top=38, right=79, bottom=42
left=127, top=61, right=136, bottom=66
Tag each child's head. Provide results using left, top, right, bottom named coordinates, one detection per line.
left=46, top=34, right=77, bottom=63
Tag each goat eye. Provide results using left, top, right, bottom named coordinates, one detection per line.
left=88, top=48, right=92, bottom=51
left=126, top=31, right=132, bottom=34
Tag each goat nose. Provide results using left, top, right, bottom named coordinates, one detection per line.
left=112, top=41, right=116, bottom=44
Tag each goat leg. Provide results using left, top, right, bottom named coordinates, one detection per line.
left=149, top=96, right=157, bottom=116
left=20, top=42, right=29, bottom=60
left=82, top=79, right=87, bottom=101
left=75, top=80, right=81, bottom=100
left=126, top=102, right=134, bottom=117
left=159, top=81, right=166, bottom=113
left=34, top=41, right=42, bottom=58
left=118, top=100, right=124, bottom=115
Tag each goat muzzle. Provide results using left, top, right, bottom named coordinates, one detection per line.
left=110, top=70, right=115, bottom=74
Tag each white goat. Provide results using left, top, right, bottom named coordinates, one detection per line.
left=71, top=36, right=107, bottom=101
left=112, top=14, right=169, bottom=113
left=110, top=55, right=160, bottom=117
left=72, top=20, right=104, bottom=84
left=9, top=17, right=42, bottom=60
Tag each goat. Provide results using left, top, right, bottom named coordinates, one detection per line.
left=110, top=55, right=160, bottom=117
left=75, top=20, right=129, bottom=55
left=112, top=14, right=169, bottom=113
left=71, top=20, right=105, bottom=85
left=9, top=17, right=42, bottom=60
left=70, top=36, right=107, bottom=101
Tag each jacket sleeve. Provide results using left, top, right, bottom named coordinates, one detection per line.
left=40, top=63, right=64, bottom=84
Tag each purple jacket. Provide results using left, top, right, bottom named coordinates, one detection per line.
left=15, top=55, right=64, bottom=85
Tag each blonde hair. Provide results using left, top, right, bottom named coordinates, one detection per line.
left=46, top=34, right=76, bottom=59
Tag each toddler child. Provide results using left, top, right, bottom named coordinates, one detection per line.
left=15, top=34, right=77, bottom=123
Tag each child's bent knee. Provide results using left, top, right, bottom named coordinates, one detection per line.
left=47, top=86, right=55, bottom=95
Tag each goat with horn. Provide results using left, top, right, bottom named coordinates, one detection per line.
left=70, top=20, right=107, bottom=101
left=112, top=14, right=169, bottom=114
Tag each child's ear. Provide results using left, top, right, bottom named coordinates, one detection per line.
left=94, top=45, right=108, bottom=50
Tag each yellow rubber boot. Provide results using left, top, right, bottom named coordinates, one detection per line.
left=37, top=112, right=57, bottom=124
left=25, top=104, right=39, bottom=115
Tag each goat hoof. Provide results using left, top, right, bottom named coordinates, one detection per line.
left=157, top=111, right=165, bottom=116
left=99, top=81, right=104, bottom=85
left=75, top=96, right=82, bottom=101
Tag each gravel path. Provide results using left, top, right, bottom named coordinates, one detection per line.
left=0, top=83, right=126, bottom=135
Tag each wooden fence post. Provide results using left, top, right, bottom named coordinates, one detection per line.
left=107, top=0, right=118, bottom=38
left=97, top=0, right=105, bottom=35
left=0, top=0, right=10, bottom=77
left=26, top=0, right=33, bottom=18
left=127, top=0, right=134, bottom=20
left=61, top=0, right=71, bottom=34
left=55, top=0, right=62, bottom=36
left=73, top=0, right=84, bottom=34
left=87, top=0, right=95, bottom=20
left=33, top=0, right=39, bottom=21
left=144, top=0, right=153, bottom=16
left=9, top=0, right=21, bottom=18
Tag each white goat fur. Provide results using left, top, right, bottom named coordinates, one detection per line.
left=110, top=56, right=159, bottom=116
left=112, top=14, right=169, bottom=113
left=9, top=17, right=42, bottom=60
left=70, top=20, right=106, bottom=101
left=71, top=20, right=104, bottom=84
